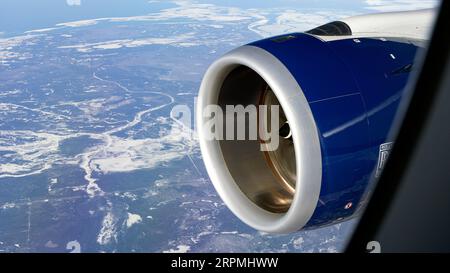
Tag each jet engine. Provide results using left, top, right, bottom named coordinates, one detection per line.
left=196, top=9, right=434, bottom=233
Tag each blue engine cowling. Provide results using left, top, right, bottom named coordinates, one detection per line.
left=197, top=32, right=421, bottom=232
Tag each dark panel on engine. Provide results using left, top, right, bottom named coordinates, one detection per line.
left=307, top=21, right=352, bottom=36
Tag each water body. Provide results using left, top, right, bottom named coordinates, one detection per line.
left=0, top=0, right=175, bottom=36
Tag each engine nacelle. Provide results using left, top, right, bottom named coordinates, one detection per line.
left=197, top=10, right=433, bottom=233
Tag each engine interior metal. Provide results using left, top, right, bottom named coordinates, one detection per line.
left=218, top=65, right=297, bottom=213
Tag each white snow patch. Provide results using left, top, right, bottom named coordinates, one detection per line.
left=56, top=19, right=98, bottom=28
left=58, top=33, right=196, bottom=52
left=0, top=34, right=41, bottom=64
left=126, top=213, right=142, bottom=228
left=90, top=120, right=196, bottom=174
left=25, top=27, right=60, bottom=34
left=163, top=245, right=191, bottom=253
left=0, top=131, right=64, bottom=178
left=221, top=231, right=239, bottom=235
left=1, top=202, right=16, bottom=209
left=293, top=237, right=304, bottom=249
left=97, top=211, right=117, bottom=245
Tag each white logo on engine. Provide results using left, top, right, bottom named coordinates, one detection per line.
left=375, top=142, right=394, bottom=178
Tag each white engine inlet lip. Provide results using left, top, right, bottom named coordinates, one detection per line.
left=197, top=45, right=322, bottom=233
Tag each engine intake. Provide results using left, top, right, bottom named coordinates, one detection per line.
left=197, top=32, right=420, bottom=233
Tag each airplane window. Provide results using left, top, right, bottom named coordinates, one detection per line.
left=0, top=0, right=440, bottom=254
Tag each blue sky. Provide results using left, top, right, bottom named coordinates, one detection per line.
left=0, top=0, right=439, bottom=36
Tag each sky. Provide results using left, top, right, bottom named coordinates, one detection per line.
left=0, top=0, right=440, bottom=37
